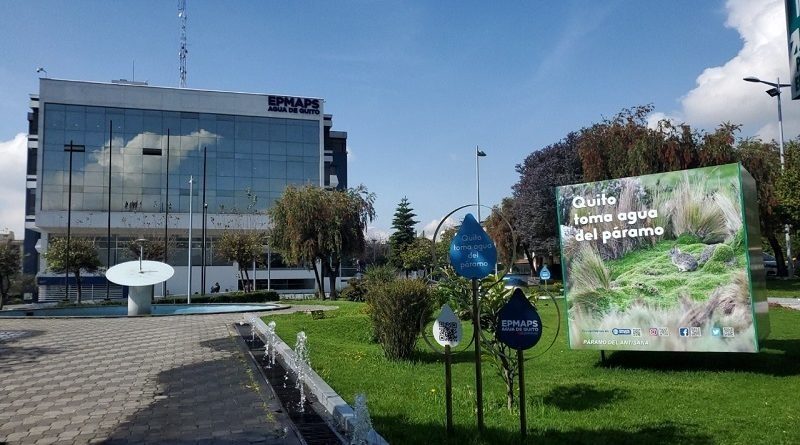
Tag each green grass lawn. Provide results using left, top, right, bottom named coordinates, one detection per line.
left=266, top=300, right=800, bottom=445
left=766, top=279, right=800, bottom=298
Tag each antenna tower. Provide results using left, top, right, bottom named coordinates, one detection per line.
left=178, top=0, right=188, bottom=88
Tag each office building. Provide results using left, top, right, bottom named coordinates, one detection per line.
left=25, top=79, right=348, bottom=300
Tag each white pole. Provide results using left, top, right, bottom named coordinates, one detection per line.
left=776, top=78, right=794, bottom=278
left=267, top=244, right=271, bottom=290
left=252, top=258, right=257, bottom=291
left=187, top=176, right=193, bottom=303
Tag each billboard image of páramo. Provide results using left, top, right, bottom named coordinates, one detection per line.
left=556, top=163, right=769, bottom=353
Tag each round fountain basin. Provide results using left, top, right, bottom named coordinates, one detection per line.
left=0, top=303, right=285, bottom=318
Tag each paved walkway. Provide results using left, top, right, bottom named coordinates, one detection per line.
left=0, top=306, right=335, bottom=445
left=769, top=297, right=800, bottom=310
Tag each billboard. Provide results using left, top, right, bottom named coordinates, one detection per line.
left=786, top=0, right=800, bottom=99
left=556, top=164, right=769, bottom=353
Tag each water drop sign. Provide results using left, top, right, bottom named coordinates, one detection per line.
left=433, top=304, right=463, bottom=347
left=539, top=265, right=551, bottom=281
left=449, top=213, right=497, bottom=279
left=497, top=289, right=543, bottom=351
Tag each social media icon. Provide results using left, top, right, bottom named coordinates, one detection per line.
left=649, top=328, right=659, bottom=337
left=679, top=327, right=689, bottom=337
left=712, top=327, right=722, bottom=336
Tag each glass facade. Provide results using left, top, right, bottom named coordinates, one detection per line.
left=41, top=104, right=321, bottom=213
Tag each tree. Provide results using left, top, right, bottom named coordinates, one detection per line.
left=388, top=197, right=418, bottom=273
left=513, top=133, right=583, bottom=262
left=125, top=235, right=179, bottom=262
left=399, top=236, right=434, bottom=276
left=483, top=197, right=535, bottom=273
left=363, top=237, right=389, bottom=267
left=215, top=230, right=265, bottom=291
left=432, top=271, right=524, bottom=410
left=43, top=237, right=102, bottom=304
left=269, top=185, right=375, bottom=299
left=776, top=141, right=800, bottom=228
left=0, top=241, right=20, bottom=309
left=738, top=138, right=788, bottom=276
left=322, top=185, right=376, bottom=298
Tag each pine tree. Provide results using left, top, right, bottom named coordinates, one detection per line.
left=388, top=197, right=418, bottom=270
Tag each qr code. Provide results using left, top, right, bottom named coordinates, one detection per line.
left=438, top=322, right=458, bottom=342
left=631, top=328, right=642, bottom=337
left=722, top=327, right=735, bottom=338
left=658, top=327, right=670, bottom=336
left=690, top=327, right=702, bottom=337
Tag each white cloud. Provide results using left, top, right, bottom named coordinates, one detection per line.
left=421, top=217, right=456, bottom=239
left=0, top=133, right=27, bottom=238
left=666, top=0, right=797, bottom=141
left=365, top=226, right=389, bottom=241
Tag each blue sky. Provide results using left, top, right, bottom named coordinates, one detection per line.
left=0, top=0, right=793, bottom=238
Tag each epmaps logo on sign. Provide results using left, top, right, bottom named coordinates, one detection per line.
left=497, top=289, right=543, bottom=350
left=268, top=96, right=321, bottom=115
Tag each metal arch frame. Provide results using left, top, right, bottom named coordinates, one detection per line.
left=423, top=203, right=561, bottom=360
left=420, top=203, right=519, bottom=355
left=429, top=204, right=516, bottom=287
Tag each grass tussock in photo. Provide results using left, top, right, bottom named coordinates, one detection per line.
left=664, top=172, right=739, bottom=243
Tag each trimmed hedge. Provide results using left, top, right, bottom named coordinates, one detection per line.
left=157, top=290, right=280, bottom=304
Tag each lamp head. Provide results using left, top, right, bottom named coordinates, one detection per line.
left=743, top=76, right=761, bottom=83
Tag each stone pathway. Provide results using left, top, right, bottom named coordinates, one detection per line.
left=0, top=306, right=336, bottom=445
left=768, top=297, right=800, bottom=311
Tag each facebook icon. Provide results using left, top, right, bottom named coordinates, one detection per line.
left=679, top=327, right=689, bottom=337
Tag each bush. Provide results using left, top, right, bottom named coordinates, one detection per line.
left=369, top=279, right=432, bottom=360
left=363, top=264, right=398, bottom=296
left=339, top=277, right=368, bottom=302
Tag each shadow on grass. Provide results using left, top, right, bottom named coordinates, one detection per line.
left=372, top=415, right=714, bottom=445
left=411, top=348, right=477, bottom=365
left=597, top=340, right=800, bottom=376
left=543, top=383, right=629, bottom=411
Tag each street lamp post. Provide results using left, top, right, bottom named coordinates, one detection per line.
left=64, top=141, right=85, bottom=301
left=744, top=76, right=794, bottom=278
left=106, top=120, right=113, bottom=300
left=201, top=146, right=208, bottom=295
left=476, top=147, right=487, bottom=221
left=163, top=129, right=171, bottom=299
left=187, top=176, right=193, bottom=302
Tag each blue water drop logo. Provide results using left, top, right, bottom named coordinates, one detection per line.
left=449, top=213, right=497, bottom=279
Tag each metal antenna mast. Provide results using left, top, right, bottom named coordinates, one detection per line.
left=178, top=0, right=187, bottom=88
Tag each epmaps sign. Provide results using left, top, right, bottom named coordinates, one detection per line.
left=497, top=289, right=542, bottom=350
left=267, top=95, right=321, bottom=115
